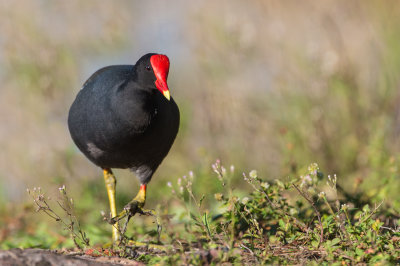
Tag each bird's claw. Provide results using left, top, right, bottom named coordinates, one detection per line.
left=108, top=200, right=151, bottom=225
left=123, top=200, right=145, bottom=217
left=124, top=201, right=155, bottom=218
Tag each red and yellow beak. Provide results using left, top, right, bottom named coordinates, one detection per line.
left=150, top=54, right=171, bottom=101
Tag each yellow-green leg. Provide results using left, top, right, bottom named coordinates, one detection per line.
left=111, top=184, right=147, bottom=222
left=103, top=168, right=119, bottom=243
left=109, top=184, right=168, bottom=251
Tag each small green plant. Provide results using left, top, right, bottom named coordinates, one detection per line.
left=27, top=186, right=90, bottom=249
left=162, top=160, right=400, bottom=264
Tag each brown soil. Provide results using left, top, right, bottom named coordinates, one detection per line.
left=0, top=248, right=143, bottom=266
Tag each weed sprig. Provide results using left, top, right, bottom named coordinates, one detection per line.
left=27, top=186, right=90, bottom=249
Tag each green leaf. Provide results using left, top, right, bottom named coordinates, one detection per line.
left=311, top=240, right=319, bottom=248
left=278, top=219, right=286, bottom=229
left=331, top=238, right=341, bottom=246
left=202, top=212, right=212, bottom=237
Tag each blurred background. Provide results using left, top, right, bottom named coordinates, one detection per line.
left=1, top=0, right=400, bottom=247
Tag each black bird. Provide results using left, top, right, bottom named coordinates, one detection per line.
left=68, top=53, right=180, bottom=243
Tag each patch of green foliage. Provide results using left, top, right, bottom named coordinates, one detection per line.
left=2, top=160, right=398, bottom=264
left=152, top=160, right=400, bottom=264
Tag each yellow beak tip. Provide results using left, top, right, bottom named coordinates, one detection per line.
left=163, top=90, right=171, bottom=101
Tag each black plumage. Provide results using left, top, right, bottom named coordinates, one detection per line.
left=68, top=53, right=179, bottom=184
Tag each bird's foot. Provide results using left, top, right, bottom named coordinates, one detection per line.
left=123, top=199, right=146, bottom=216
left=107, top=203, right=162, bottom=245
left=108, top=199, right=154, bottom=225
left=108, top=184, right=148, bottom=225
left=105, top=184, right=164, bottom=246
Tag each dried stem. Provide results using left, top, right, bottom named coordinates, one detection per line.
left=292, top=184, right=324, bottom=243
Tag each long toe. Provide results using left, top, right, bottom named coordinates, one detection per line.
left=108, top=200, right=144, bottom=225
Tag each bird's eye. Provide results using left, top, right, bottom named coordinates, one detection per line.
left=145, top=66, right=151, bottom=71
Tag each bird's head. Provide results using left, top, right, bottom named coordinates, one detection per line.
left=135, top=53, right=171, bottom=101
